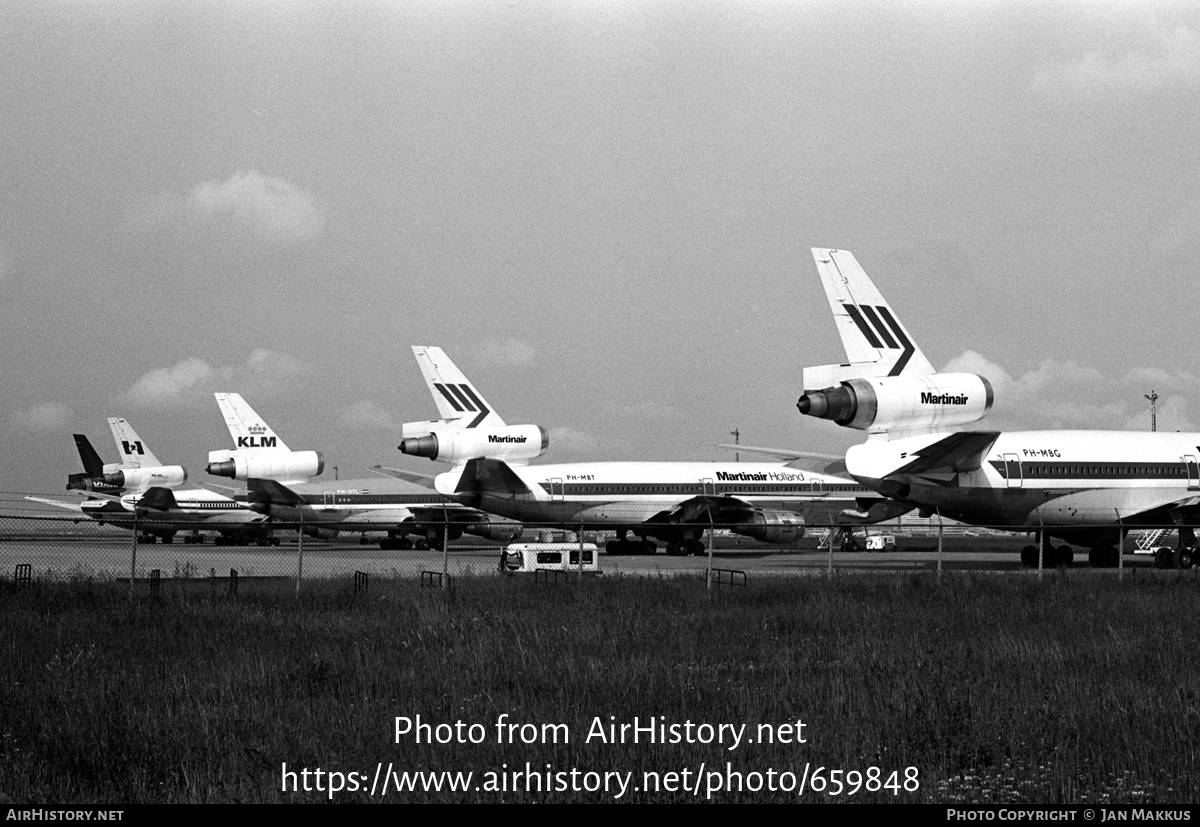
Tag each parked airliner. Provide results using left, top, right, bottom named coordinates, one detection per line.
left=402, top=347, right=908, bottom=555
left=796, top=247, right=1200, bottom=568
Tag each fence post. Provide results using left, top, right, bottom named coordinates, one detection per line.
left=1115, top=509, right=1124, bottom=582
left=295, top=513, right=304, bottom=596
left=441, top=506, right=449, bottom=589
left=129, top=502, right=138, bottom=599
left=936, top=508, right=943, bottom=582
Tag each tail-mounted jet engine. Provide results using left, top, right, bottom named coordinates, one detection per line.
left=68, top=465, right=188, bottom=492
left=797, top=373, right=993, bottom=433
left=398, top=424, right=549, bottom=464
left=206, top=451, right=324, bottom=482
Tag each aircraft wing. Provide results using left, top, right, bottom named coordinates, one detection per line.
left=648, top=492, right=910, bottom=528
left=24, top=496, right=86, bottom=513
left=715, top=443, right=848, bottom=475
left=371, top=465, right=438, bottom=487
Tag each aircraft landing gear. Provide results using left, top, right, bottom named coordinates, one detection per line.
left=604, top=530, right=656, bottom=555
left=1087, top=546, right=1120, bottom=568
left=1175, top=545, right=1197, bottom=570
left=1020, top=538, right=1073, bottom=568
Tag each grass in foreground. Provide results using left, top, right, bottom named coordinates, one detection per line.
left=1, top=571, right=1197, bottom=804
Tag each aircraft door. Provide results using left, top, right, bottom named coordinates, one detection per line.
left=1186, top=456, right=1199, bottom=491
left=549, top=478, right=564, bottom=501
left=324, top=492, right=334, bottom=506
left=702, top=478, right=715, bottom=496
left=1003, top=454, right=1022, bottom=488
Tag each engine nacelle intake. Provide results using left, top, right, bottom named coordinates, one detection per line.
left=399, top=425, right=548, bottom=464
left=465, top=515, right=524, bottom=543
left=732, top=510, right=805, bottom=544
left=206, top=450, right=324, bottom=483
left=797, top=373, right=993, bottom=433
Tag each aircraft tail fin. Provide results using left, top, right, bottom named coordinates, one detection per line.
left=107, top=418, right=163, bottom=467
left=73, top=434, right=105, bottom=477
left=803, top=248, right=935, bottom=389
left=214, top=393, right=289, bottom=453
left=411, top=346, right=506, bottom=429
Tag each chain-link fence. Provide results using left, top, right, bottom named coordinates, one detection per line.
left=3, top=490, right=1191, bottom=584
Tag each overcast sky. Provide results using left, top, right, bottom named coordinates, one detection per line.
left=4, top=0, right=1200, bottom=495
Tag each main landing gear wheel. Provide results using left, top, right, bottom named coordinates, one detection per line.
left=1020, top=545, right=1039, bottom=568
left=1175, top=546, right=1197, bottom=570
left=1088, top=546, right=1119, bottom=568
left=1053, top=545, right=1073, bottom=568
left=1154, top=546, right=1175, bottom=569
left=687, top=540, right=706, bottom=556
left=666, top=541, right=688, bottom=556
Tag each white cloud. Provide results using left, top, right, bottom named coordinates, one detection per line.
left=1033, top=23, right=1200, bottom=98
left=124, top=358, right=213, bottom=407
left=128, top=170, right=325, bottom=246
left=10, top=402, right=73, bottom=433
left=122, top=350, right=308, bottom=408
left=942, top=350, right=1197, bottom=432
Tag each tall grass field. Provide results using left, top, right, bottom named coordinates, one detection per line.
left=1, top=571, right=1196, bottom=804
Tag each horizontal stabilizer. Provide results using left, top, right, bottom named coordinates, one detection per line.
left=247, top=477, right=306, bottom=507
left=137, top=487, right=179, bottom=511
left=894, top=432, right=1001, bottom=476
left=455, top=458, right=533, bottom=497
left=371, top=465, right=438, bottom=487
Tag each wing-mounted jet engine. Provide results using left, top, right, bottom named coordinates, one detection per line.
left=399, top=346, right=549, bottom=464
left=205, top=393, right=324, bottom=484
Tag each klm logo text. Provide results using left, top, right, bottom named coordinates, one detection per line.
left=238, top=436, right=278, bottom=448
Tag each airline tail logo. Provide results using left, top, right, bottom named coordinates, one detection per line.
left=121, top=441, right=144, bottom=456
left=237, top=436, right=278, bottom=448
left=843, top=302, right=916, bottom=376
left=434, top=383, right=491, bottom=428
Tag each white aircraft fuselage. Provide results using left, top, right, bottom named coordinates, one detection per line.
left=848, top=430, right=1200, bottom=544
left=435, top=459, right=899, bottom=552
